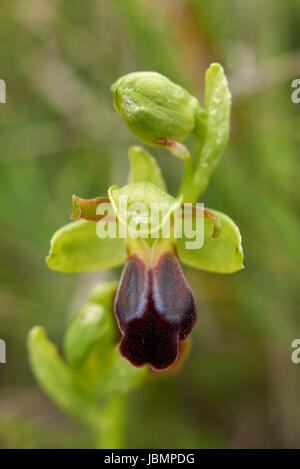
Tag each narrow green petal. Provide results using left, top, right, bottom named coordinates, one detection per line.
left=177, top=209, right=244, bottom=274
left=128, top=146, right=167, bottom=191
left=46, top=220, right=126, bottom=273
left=71, top=195, right=110, bottom=221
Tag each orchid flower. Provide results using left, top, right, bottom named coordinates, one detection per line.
left=44, top=64, right=243, bottom=372
left=47, top=146, right=243, bottom=371
left=28, top=64, right=244, bottom=445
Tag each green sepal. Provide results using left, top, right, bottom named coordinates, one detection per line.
left=177, top=209, right=244, bottom=273
left=128, top=146, right=166, bottom=191
left=46, top=220, right=126, bottom=273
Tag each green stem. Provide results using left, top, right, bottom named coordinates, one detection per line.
left=178, top=155, right=210, bottom=204
left=178, top=107, right=209, bottom=203
left=178, top=156, right=196, bottom=203
left=94, top=396, right=126, bottom=449
left=191, top=163, right=210, bottom=200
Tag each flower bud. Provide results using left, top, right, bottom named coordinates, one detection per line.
left=111, top=72, right=200, bottom=147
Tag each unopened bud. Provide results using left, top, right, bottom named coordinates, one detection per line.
left=111, top=72, right=200, bottom=148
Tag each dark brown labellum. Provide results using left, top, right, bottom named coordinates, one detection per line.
left=114, top=251, right=197, bottom=371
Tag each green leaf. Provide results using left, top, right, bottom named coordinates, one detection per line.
left=64, top=282, right=118, bottom=368
left=93, top=347, right=147, bottom=397
left=28, top=326, right=104, bottom=430
left=108, top=181, right=183, bottom=237
left=193, top=63, right=231, bottom=199
left=46, top=220, right=126, bottom=272
left=88, top=281, right=119, bottom=308
left=177, top=209, right=244, bottom=273
left=128, top=146, right=166, bottom=191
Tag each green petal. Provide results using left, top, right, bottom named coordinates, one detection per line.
left=128, top=146, right=167, bottom=191
left=46, top=220, right=126, bottom=273
left=64, top=282, right=118, bottom=368
left=177, top=209, right=244, bottom=273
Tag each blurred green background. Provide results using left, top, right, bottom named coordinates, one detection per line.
left=0, top=0, right=300, bottom=449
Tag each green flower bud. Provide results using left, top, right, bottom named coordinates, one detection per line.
left=111, top=72, right=200, bottom=148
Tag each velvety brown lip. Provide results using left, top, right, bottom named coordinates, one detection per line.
left=114, top=251, right=197, bottom=371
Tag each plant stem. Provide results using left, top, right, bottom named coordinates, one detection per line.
left=94, top=396, right=126, bottom=449
left=178, top=156, right=196, bottom=203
